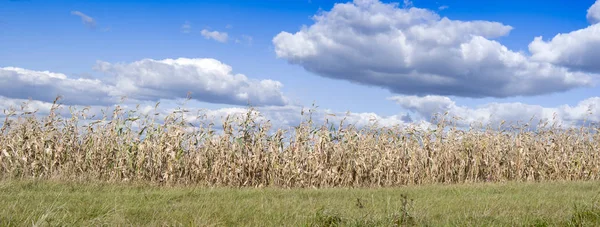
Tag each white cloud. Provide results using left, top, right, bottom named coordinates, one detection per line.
left=235, top=35, right=254, bottom=46
left=144, top=103, right=417, bottom=132
left=200, top=29, right=228, bottom=43
left=390, top=95, right=600, bottom=127
left=181, top=21, right=192, bottom=34
left=4, top=91, right=595, bottom=136
left=529, top=24, right=600, bottom=74
left=273, top=0, right=594, bottom=98
left=438, top=5, right=449, bottom=11
left=1, top=58, right=288, bottom=107
left=0, top=96, right=124, bottom=120
left=0, top=67, right=118, bottom=105
left=0, top=96, right=63, bottom=116
left=71, top=11, right=96, bottom=29
left=588, top=0, right=600, bottom=24
left=93, top=58, right=288, bottom=106
left=4, top=90, right=596, bottom=135
left=511, top=0, right=600, bottom=75
left=0, top=95, right=417, bottom=134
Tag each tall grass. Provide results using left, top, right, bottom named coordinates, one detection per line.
left=1, top=97, right=599, bottom=187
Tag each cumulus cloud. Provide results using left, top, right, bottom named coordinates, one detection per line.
left=155, top=103, right=417, bottom=132
left=390, top=95, right=600, bottom=127
left=71, top=11, right=96, bottom=29
left=0, top=96, right=115, bottom=119
left=588, top=0, right=600, bottom=24
left=267, top=105, right=414, bottom=129
left=200, top=29, right=228, bottom=43
left=529, top=1, right=600, bottom=74
left=1, top=58, right=288, bottom=107
left=0, top=96, right=63, bottom=116
left=273, top=0, right=593, bottom=98
left=94, top=58, right=287, bottom=106
left=0, top=95, right=416, bottom=134
left=0, top=67, right=118, bottom=105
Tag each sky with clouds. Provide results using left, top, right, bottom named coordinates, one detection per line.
left=0, top=0, right=599, bottom=130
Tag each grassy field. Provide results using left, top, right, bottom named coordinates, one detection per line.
left=1, top=179, right=600, bottom=226
left=1, top=100, right=600, bottom=226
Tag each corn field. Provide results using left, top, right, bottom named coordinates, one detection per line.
left=1, top=98, right=599, bottom=188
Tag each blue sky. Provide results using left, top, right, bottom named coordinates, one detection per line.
left=1, top=0, right=599, bottom=129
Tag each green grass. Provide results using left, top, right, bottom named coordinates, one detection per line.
left=1, top=180, right=600, bottom=226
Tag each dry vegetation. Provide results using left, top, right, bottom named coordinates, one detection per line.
left=1, top=97, right=599, bottom=188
